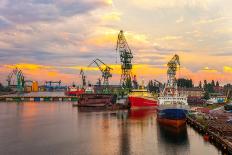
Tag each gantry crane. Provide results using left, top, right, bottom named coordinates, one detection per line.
left=88, top=59, right=113, bottom=86
left=162, top=54, right=180, bottom=96
left=116, top=30, right=133, bottom=88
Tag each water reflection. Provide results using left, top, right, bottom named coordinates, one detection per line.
left=0, top=103, right=221, bottom=155
left=157, top=123, right=190, bottom=154
left=158, top=124, right=189, bottom=144
left=128, top=109, right=156, bottom=120
left=119, top=115, right=130, bottom=155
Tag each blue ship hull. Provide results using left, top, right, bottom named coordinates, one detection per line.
left=157, top=108, right=188, bottom=120
left=157, top=107, right=188, bottom=127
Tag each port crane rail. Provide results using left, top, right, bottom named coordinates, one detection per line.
left=88, top=59, right=113, bottom=86
left=116, top=30, right=133, bottom=87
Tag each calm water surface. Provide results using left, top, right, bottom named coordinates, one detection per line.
left=0, top=102, right=222, bottom=155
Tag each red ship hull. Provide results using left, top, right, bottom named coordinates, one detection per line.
left=128, top=96, right=158, bottom=109
left=157, top=118, right=186, bottom=128
left=65, top=90, right=85, bottom=96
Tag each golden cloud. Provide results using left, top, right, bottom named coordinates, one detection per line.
left=102, top=11, right=121, bottom=21
left=224, top=66, right=232, bottom=73
left=1, top=62, right=232, bottom=85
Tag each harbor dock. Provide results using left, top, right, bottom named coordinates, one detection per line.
left=0, top=92, right=78, bottom=102
left=187, top=110, right=232, bottom=154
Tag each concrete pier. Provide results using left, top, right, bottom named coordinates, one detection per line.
left=0, top=92, right=78, bottom=102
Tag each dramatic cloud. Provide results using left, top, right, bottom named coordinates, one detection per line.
left=0, top=0, right=110, bottom=24
left=0, top=0, right=231, bottom=85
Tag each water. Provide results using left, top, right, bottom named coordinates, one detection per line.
left=0, top=102, right=222, bottom=155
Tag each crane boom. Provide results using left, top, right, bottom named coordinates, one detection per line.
left=88, top=59, right=113, bottom=86
left=116, top=30, right=133, bottom=88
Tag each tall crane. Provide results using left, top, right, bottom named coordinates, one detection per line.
left=162, top=54, right=180, bottom=96
left=88, top=58, right=113, bottom=86
left=116, top=30, right=133, bottom=88
left=80, top=68, right=87, bottom=88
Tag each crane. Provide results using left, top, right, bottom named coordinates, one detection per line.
left=162, top=54, right=180, bottom=96
left=167, top=54, right=180, bottom=88
left=80, top=68, right=87, bottom=88
left=88, top=59, right=113, bottom=86
left=6, top=67, right=25, bottom=93
left=116, top=30, right=133, bottom=88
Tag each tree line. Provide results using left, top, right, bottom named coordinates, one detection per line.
left=0, top=83, right=12, bottom=92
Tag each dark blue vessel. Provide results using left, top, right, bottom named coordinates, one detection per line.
left=157, top=105, right=188, bottom=127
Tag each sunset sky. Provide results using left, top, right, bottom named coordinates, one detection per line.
left=0, top=0, right=231, bottom=86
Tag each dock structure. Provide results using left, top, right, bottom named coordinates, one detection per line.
left=187, top=114, right=232, bottom=154
left=0, top=92, right=78, bottom=102
left=0, top=96, right=78, bottom=102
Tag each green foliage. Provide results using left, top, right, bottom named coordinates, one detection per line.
left=199, top=81, right=202, bottom=88
left=211, top=80, right=215, bottom=87
left=203, top=91, right=210, bottom=100
left=203, top=80, right=216, bottom=93
left=122, top=78, right=132, bottom=90
left=177, top=78, right=194, bottom=88
left=147, top=80, right=160, bottom=93
left=216, top=81, right=219, bottom=87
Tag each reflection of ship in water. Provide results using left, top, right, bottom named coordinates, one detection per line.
left=128, top=109, right=156, bottom=120
left=157, top=124, right=190, bottom=154
left=77, top=107, right=110, bottom=112
left=119, top=116, right=131, bottom=155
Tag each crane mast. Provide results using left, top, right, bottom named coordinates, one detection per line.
left=116, top=30, right=133, bottom=88
left=163, top=54, right=180, bottom=96
left=80, top=68, right=87, bottom=88
left=88, top=58, right=113, bottom=86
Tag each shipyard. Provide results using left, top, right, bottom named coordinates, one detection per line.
left=0, top=1, right=232, bottom=155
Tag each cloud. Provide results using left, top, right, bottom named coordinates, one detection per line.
left=0, top=0, right=231, bottom=85
left=201, top=67, right=218, bottom=73
left=195, top=16, right=231, bottom=25
left=158, top=35, right=182, bottom=41
left=1, top=62, right=232, bottom=85
left=224, top=66, right=232, bottom=73
left=102, top=11, right=121, bottom=21
left=0, top=0, right=110, bottom=24
left=128, top=0, right=212, bottom=10
left=0, top=16, right=12, bottom=28
left=176, top=16, right=184, bottom=23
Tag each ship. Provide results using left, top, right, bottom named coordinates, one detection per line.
left=77, top=84, right=115, bottom=107
left=157, top=54, right=189, bottom=128
left=128, top=81, right=158, bottom=109
left=157, top=101, right=188, bottom=127
left=65, top=86, right=85, bottom=96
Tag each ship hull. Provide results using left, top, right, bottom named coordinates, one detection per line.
left=128, top=96, right=158, bottom=109
left=65, top=90, right=85, bottom=96
left=157, top=108, right=188, bottom=128
left=78, top=94, right=114, bottom=107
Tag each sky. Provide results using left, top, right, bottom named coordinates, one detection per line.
left=0, top=0, right=231, bottom=86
